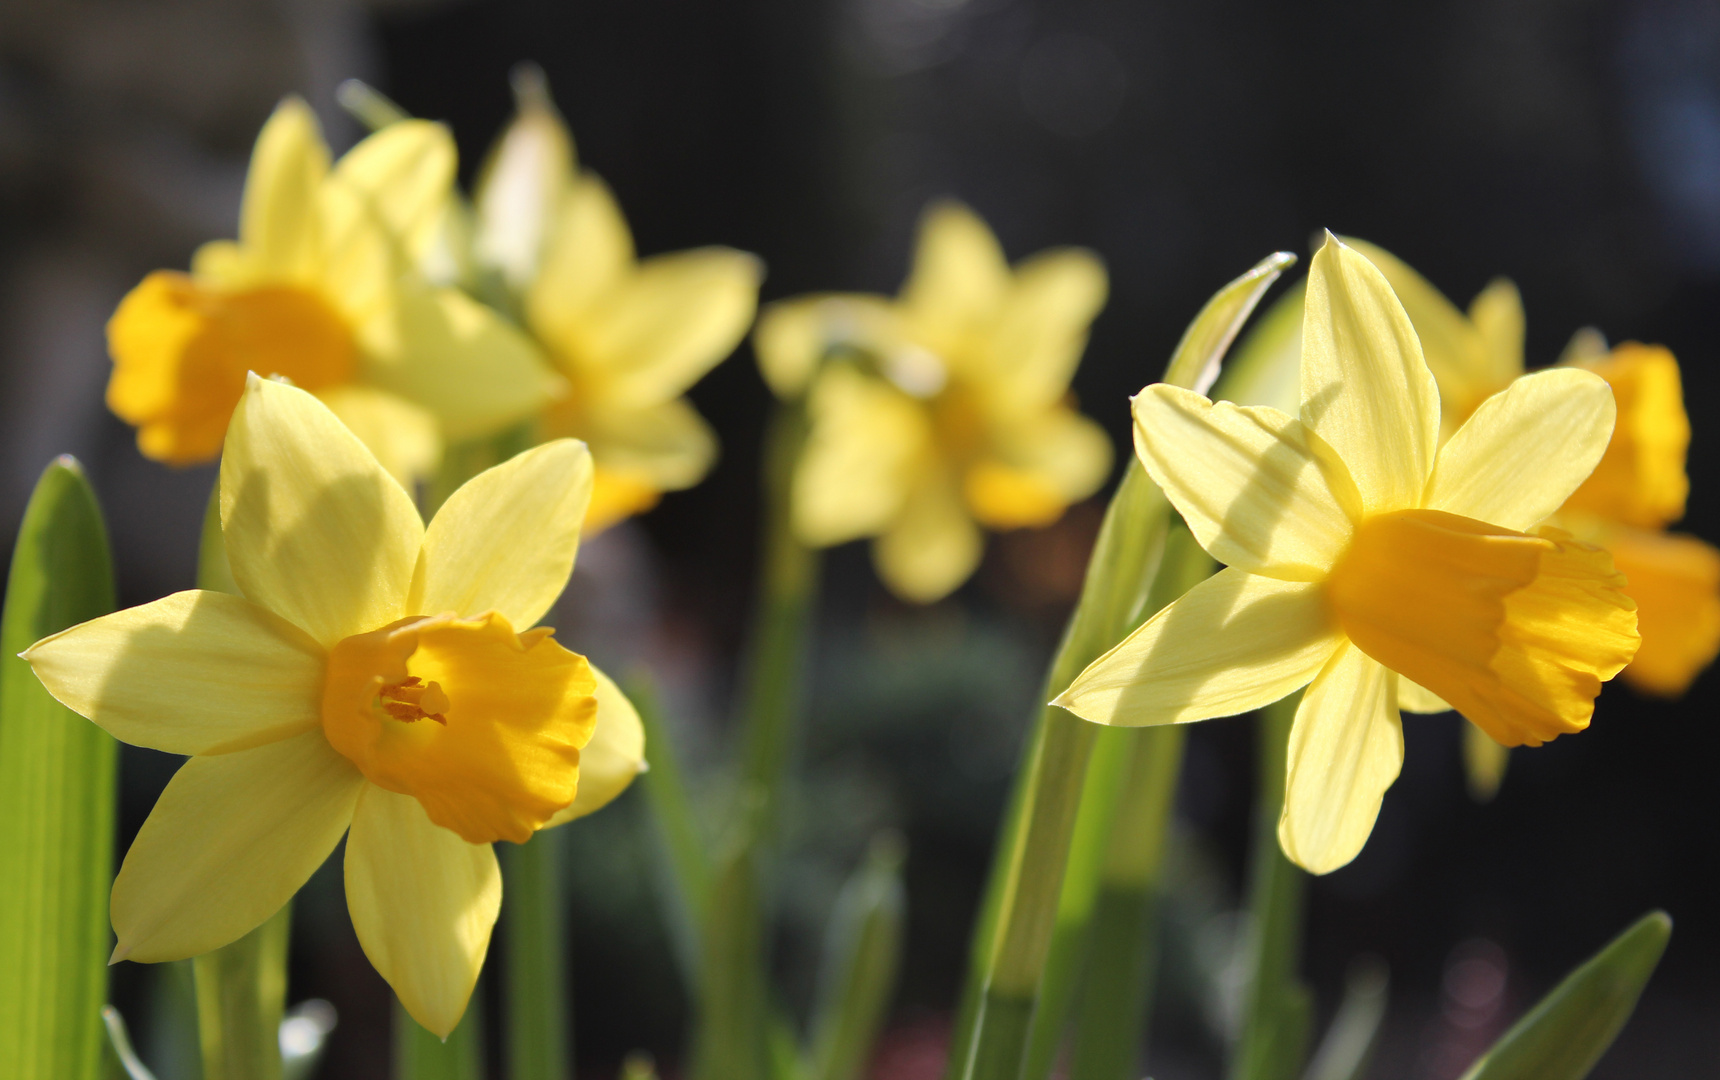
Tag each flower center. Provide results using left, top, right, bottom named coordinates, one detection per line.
left=320, top=611, right=599, bottom=844
left=107, top=270, right=356, bottom=465
left=1326, top=508, right=1639, bottom=747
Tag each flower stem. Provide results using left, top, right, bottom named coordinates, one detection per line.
left=504, top=830, right=571, bottom=1080
left=395, top=996, right=483, bottom=1080
left=1228, top=695, right=1311, bottom=1080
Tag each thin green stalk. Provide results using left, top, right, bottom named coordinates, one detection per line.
left=810, top=834, right=907, bottom=1080
left=0, top=458, right=117, bottom=1080
left=628, top=671, right=713, bottom=985
left=396, top=997, right=484, bottom=1080
left=951, top=252, right=1296, bottom=1080
left=1228, top=696, right=1311, bottom=1080
left=505, top=831, right=571, bottom=1080
left=691, top=818, right=771, bottom=1080
left=193, top=480, right=293, bottom=1080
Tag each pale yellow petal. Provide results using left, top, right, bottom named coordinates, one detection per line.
left=985, top=248, right=1107, bottom=406
left=316, top=176, right=396, bottom=326
left=792, top=364, right=930, bottom=546
left=900, top=201, right=1010, bottom=354
left=475, top=89, right=578, bottom=289
left=968, top=406, right=1112, bottom=529
left=111, top=731, right=362, bottom=962
left=345, top=785, right=500, bottom=1038
left=413, top=440, right=594, bottom=628
left=189, top=239, right=250, bottom=289
left=873, top=470, right=984, bottom=604
left=578, top=397, right=717, bottom=493
left=1132, top=385, right=1359, bottom=580
left=543, top=663, right=645, bottom=827
left=1468, top=277, right=1526, bottom=387
left=1054, top=567, right=1341, bottom=726
left=1278, top=644, right=1403, bottom=875
left=1463, top=721, right=1510, bottom=802
left=23, top=590, right=324, bottom=756
left=1424, top=368, right=1615, bottom=531
left=239, top=97, right=329, bottom=282
left=753, top=295, right=899, bottom=399
left=576, top=248, right=762, bottom=407
left=360, top=285, right=565, bottom=440
left=1396, top=678, right=1452, bottom=714
left=333, top=120, right=457, bottom=264
left=1302, top=236, right=1440, bottom=513
left=221, top=375, right=424, bottom=647
left=526, top=175, right=634, bottom=354
left=317, top=385, right=442, bottom=490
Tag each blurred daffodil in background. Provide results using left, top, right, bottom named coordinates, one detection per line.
left=753, top=201, right=1112, bottom=603
left=24, top=375, right=644, bottom=1037
left=459, top=71, right=762, bottom=533
left=106, top=98, right=563, bottom=486
left=1057, top=235, right=1639, bottom=874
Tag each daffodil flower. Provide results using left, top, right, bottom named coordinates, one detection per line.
left=1055, top=236, right=1639, bottom=874
left=1351, top=240, right=1720, bottom=699
left=106, top=98, right=563, bottom=485
left=24, top=375, right=644, bottom=1036
left=470, top=78, right=762, bottom=532
left=752, top=201, right=1113, bottom=603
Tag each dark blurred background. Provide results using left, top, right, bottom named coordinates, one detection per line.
left=4, top=0, right=1720, bottom=1076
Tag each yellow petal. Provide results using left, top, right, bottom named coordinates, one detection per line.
left=1278, top=644, right=1403, bottom=875
left=965, top=405, right=1111, bottom=529
left=190, top=239, right=250, bottom=288
left=111, top=731, right=362, bottom=962
left=475, top=87, right=578, bottom=289
left=583, top=467, right=665, bottom=536
left=899, top=201, right=1010, bottom=357
left=1468, top=277, right=1526, bottom=389
left=315, top=176, right=399, bottom=327
left=317, top=385, right=442, bottom=490
left=344, top=784, right=500, bottom=1038
left=1343, top=237, right=1504, bottom=429
left=360, top=285, right=565, bottom=440
left=1302, top=235, right=1439, bottom=514
left=873, top=469, right=983, bottom=604
left=985, top=248, right=1107, bottom=408
left=1604, top=525, right=1720, bottom=697
left=221, top=374, right=424, bottom=647
left=1424, top=368, right=1615, bottom=531
left=1395, top=678, right=1451, bottom=714
left=543, top=663, right=646, bottom=827
left=1561, top=343, right=1690, bottom=529
left=753, top=295, right=900, bottom=399
left=1131, top=385, right=1359, bottom=580
left=413, top=440, right=594, bottom=629
left=1462, top=721, right=1510, bottom=802
left=575, top=248, right=763, bottom=407
left=793, top=364, right=931, bottom=546
left=526, top=174, right=634, bottom=352
left=23, top=590, right=324, bottom=756
left=569, top=397, right=718, bottom=494
left=1328, top=509, right=1639, bottom=748
left=334, top=119, right=457, bottom=264
left=239, top=97, right=329, bottom=282
left=1054, top=567, right=1341, bottom=726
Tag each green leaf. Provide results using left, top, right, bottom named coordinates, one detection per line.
left=503, top=831, right=572, bottom=1080
left=690, top=812, right=771, bottom=1080
left=1164, top=251, right=1299, bottom=395
left=0, top=456, right=118, bottom=1080
left=1303, top=957, right=1389, bottom=1080
left=810, top=833, right=907, bottom=1080
left=396, top=995, right=484, bottom=1080
left=627, top=670, right=713, bottom=985
left=1458, top=911, right=1671, bottom=1080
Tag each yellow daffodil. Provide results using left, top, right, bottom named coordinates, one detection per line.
left=1350, top=240, right=1720, bottom=702
left=106, top=98, right=563, bottom=485
left=24, top=375, right=644, bottom=1036
left=752, top=201, right=1113, bottom=603
left=470, top=78, right=762, bottom=532
left=1055, top=235, right=1639, bottom=874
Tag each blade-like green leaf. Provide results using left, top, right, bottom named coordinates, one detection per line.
left=1302, top=957, right=1388, bottom=1080
left=1458, top=911, right=1671, bottom=1080
left=628, top=670, right=713, bottom=985
left=810, top=833, right=907, bottom=1080
left=690, top=812, right=771, bottom=1080
left=1164, top=252, right=1299, bottom=395
left=0, top=456, right=118, bottom=1080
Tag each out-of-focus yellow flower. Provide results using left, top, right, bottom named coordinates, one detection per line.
left=470, top=78, right=762, bottom=533
left=1349, top=240, right=1720, bottom=704
left=105, top=98, right=562, bottom=485
left=752, top=202, right=1113, bottom=603
left=1056, top=235, right=1639, bottom=874
left=25, top=375, right=644, bottom=1037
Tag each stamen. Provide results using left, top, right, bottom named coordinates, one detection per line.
left=378, top=676, right=450, bottom=725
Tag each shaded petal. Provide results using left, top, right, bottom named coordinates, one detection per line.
left=413, top=440, right=593, bottom=628
left=1132, top=385, right=1358, bottom=580
left=1561, top=343, right=1691, bottom=529
left=792, top=364, right=931, bottom=546
left=752, top=294, right=899, bottom=399
left=575, top=397, right=717, bottom=493
left=1055, top=567, right=1341, bottom=726
left=1604, top=525, right=1720, bottom=697
left=24, top=590, right=324, bottom=756
left=873, top=469, right=984, bottom=604
left=1301, top=236, right=1439, bottom=514
left=239, top=98, right=329, bottom=282
left=985, top=248, right=1107, bottom=407
left=1468, top=278, right=1526, bottom=388
left=899, top=201, right=1010, bottom=355
left=1425, top=368, right=1615, bottom=531
left=222, top=375, right=423, bottom=647
left=544, top=663, right=646, bottom=827
left=111, top=731, right=362, bottom=962
left=345, top=785, right=500, bottom=1038
left=474, top=86, right=578, bottom=289
left=1463, top=722, right=1510, bottom=802
left=526, top=175, right=634, bottom=352
left=1396, top=678, right=1451, bottom=714
left=317, top=385, right=441, bottom=490
left=1278, top=644, right=1403, bottom=875
left=334, top=120, right=457, bottom=265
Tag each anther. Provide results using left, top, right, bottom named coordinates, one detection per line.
left=378, top=676, right=450, bottom=724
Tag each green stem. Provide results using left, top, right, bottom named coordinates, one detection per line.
left=193, top=906, right=290, bottom=1080
left=395, top=997, right=483, bottom=1080
left=505, top=831, right=571, bottom=1080
left=1228, top=696, right=1311, bottom=1080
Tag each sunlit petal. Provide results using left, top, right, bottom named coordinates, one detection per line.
left=873, top=469, right=983, bottom=604
left=335, top=120, right=457, bottom=265
left=793, top=363, right=931, bottom=546
left=239, top=97, right=329, bottom=282
left=543, top=663, right=646, bottom=827
left=900, top=201, right=1010, bottom=356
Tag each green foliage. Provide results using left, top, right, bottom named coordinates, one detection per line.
left=810, top=834, right=907, bottom=1080
left=0, top=457, right=118, bottom=1080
